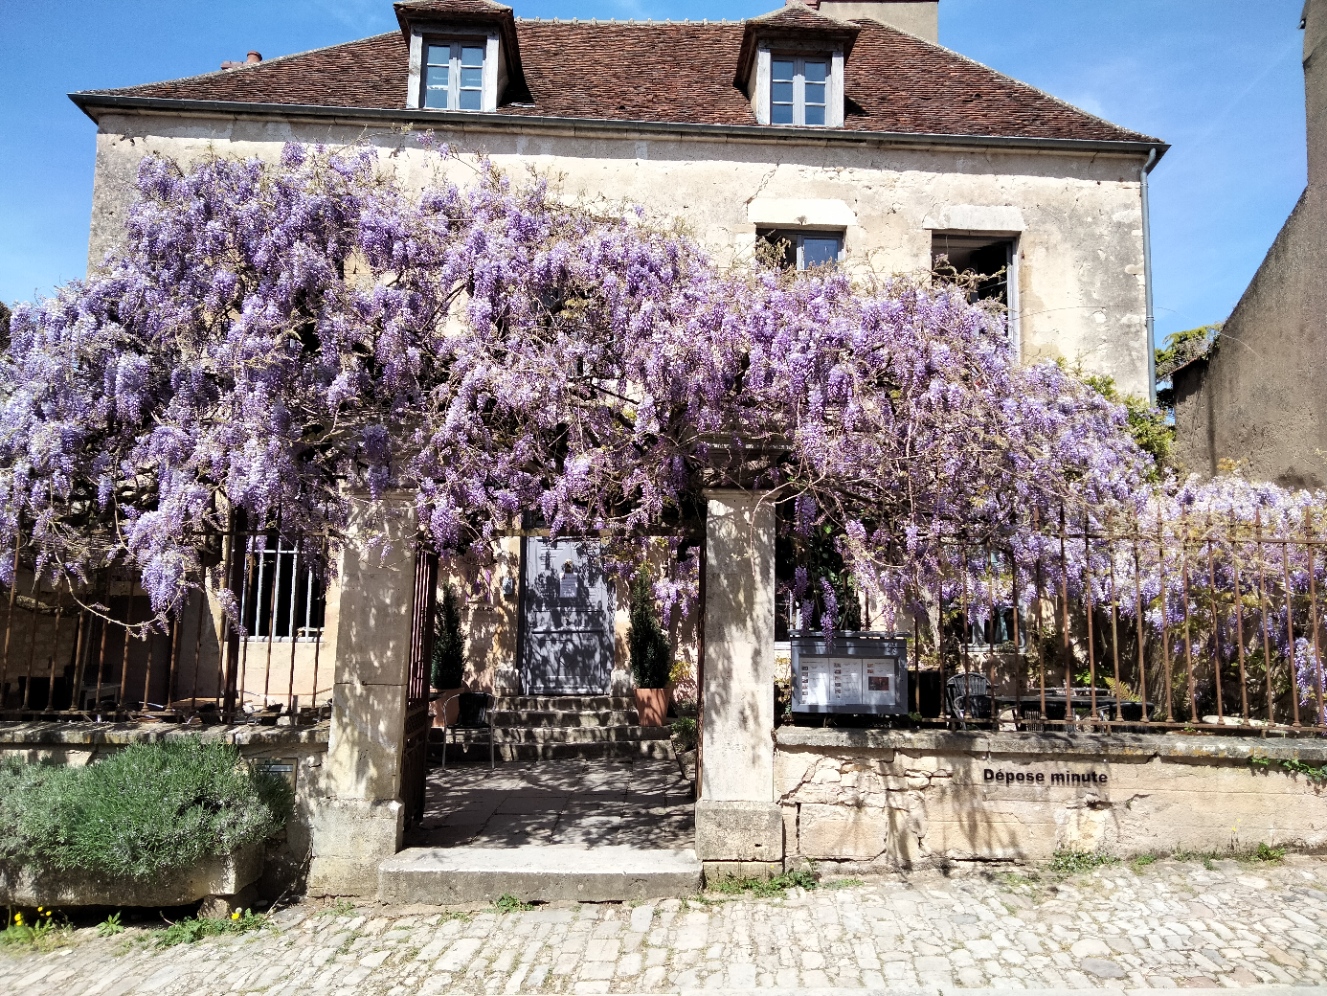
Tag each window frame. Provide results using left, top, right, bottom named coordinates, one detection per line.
left=420, top=37, right=489, bottom=111
left=758, top=227, right=846, bottom=270
left=241, top=535, right=326, bottom=643
left=769, top=54, right=832, bottom=127
left=930, top=230, right=1022, bottom=359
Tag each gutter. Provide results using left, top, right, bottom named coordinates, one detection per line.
left=69, top=92, right=1170, bottom=160
left=1140, top=146, right=1160, bottom=404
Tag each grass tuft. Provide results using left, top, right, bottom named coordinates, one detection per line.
left=492, top=894, right=535, bottom=913
left=154, top=909, right=269, bottom=948
left=706, top=868, right=819, bottom=898
left=1048, top=850, right=1119, bottom=875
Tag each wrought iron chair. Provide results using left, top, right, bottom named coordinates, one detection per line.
left=438, top=691, right=496, bottom=770
left=945, top=672, right=993, bottom=727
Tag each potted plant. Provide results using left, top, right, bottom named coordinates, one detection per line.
left=628, top=573, right=671, bottom=728
left=431, top=585, right=466, bottom=728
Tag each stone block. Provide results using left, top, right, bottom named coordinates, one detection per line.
left=323, top=681, right=409, bottom=803
left=796, top=803, right=890, bottom=860
left=701, top=861, right=782, bottom=882
left=307, top=797, right=404, bottom=896
left=694, top=799, right=783, bottom=861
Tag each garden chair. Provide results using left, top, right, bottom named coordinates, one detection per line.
left=945, top=672, right=992, bottom=727
left=438, top=691, right=496, bottom=770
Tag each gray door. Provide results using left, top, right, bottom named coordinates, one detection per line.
left=519, top=539, right=615, bottom=695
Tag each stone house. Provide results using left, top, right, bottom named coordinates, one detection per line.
left=68, top=0, right=1166, bottom=709
left=1171, top=0, right=1327, bottom=487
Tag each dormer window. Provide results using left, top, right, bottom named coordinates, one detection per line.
left=423, top=41, right=486, bottom=110
left=770, top=57, right=829, bottom=126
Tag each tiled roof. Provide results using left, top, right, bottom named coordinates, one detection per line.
left=77, top=17, right=1158, bottom=145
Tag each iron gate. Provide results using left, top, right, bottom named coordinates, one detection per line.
left=519, top=538, right=614, bottom=695
left=402, top=545, right=437, bottom=825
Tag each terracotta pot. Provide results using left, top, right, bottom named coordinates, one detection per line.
left=431, top=688, right=464, bottom=728
left=634, top=687, right=669, bottom=728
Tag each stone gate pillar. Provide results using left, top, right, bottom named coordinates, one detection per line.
left=695, top=489, right=782, bottom=874
left=307, top=497, right=419, bottom=896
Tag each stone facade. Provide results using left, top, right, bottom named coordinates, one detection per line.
left=1171, top=0, right=1327, bottom=486
left=776, top=728, right=1327, bottom=871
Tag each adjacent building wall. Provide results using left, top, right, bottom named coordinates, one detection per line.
left=85, top=112, right=1154, bottom=397
left=1171, top=0, right=1327, bottom=486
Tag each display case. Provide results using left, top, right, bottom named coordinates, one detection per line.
left=791, top=631, right=909, bottom=716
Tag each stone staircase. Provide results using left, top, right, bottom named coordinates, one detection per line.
left=433, top=694, right=674, bottom=761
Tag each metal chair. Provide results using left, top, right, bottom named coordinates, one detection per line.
left=945, top=672, right=993, bottom=726
left=439, top=691, right=496, bottom=770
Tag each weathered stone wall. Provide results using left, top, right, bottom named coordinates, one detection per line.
left=84, top=112, right=1153, bottom=396
left=776, top=728, right=1327, bottom=871
left=0, top=721, right=328, bottom=898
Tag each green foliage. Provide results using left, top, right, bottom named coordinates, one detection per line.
left=627, top=573, right=671, bottom=689
left=0, top=908, right=67, bottom=951
left=1129, top=853, right=1158, bottom=873
left=493, top=894, right=534, bottom=913
left=0, top=738, right=293, bottom=881
left=1252, top=842, right=1286, bottom=863
left=1250, top=754, right=1327, bottom=783
left=0, top=302, right=10, bottom=351
left=671, top=716, right=698, bottom=753
left=431, top=584, right=466, bottom=690
left=1155, top=324, right=1221, bottom=381
left=155, top=909, right=269, bottom=948
left=97, top=912, right=125, bottom=937
left=1048, top=849, right=1119, bottom=875
left=706, top=868, right=818, bottom=898
left=1082, top=374, right=1172, bottom=474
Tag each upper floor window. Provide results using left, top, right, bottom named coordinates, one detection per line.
left=759, top=228, right=844, bottom=270
left=771, top=57, right=830, bottom=126
left=931, top=233, right=1016, bottom=307
left=423, top=41, right=486, bottom=111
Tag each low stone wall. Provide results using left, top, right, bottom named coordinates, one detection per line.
left=0, top=721, right=330, bottom=898
left=776, top=728, right=1327, bottom=871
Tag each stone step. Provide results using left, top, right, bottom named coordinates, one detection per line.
left=435, top=737, right=675, bottom=762
left=496, top=695, right=635, bottom=712
left=491, top=709, right=640, bottom=728
left=437, top=725, right=671, bottom=745
left=379, top=844, right=702, bottom=903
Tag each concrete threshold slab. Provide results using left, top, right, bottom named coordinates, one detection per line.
left=378, top=844, right=702, bottom=903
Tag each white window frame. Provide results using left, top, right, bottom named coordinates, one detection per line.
left=769, top=55, right=830, bottom=127
left=242, top=536, right=325, bottom=642
left=752, top=45, right=845, bottom=127
left=406, top=31, right=502, bottom=112
left=759, top=228, right=846, bottom=270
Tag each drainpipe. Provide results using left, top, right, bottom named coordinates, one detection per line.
left=1141, top=146, right=1159, bottom=405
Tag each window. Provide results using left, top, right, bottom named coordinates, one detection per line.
left=758, top=228, right=844, bottom=270
left=931, top=233, right=1016, bottom=307
left=242, top=536, right=326, bottom=640
left=422, top=41, right=486, bottom=111
left=770, top=56, right=830, bottom=126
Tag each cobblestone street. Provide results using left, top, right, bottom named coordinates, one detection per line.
left=3, top=855, right=1327, bottom=995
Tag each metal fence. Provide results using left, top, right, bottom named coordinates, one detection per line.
left=908, top=508, right=1327, bottom=736
left=0, top=528, right=329, bottom=725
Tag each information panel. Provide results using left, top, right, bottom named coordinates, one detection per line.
left=791, top=634, right=908, bottom=715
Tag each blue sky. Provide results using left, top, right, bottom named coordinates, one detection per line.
left=0, top=0, right=1309, bottom=347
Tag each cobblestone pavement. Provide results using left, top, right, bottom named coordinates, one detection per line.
left=404, top=758, right=695, bottom=850
left=4, top=856, right=1327, bottom=995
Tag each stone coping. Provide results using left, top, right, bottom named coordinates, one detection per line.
left=775, top=726, right=1327, bottom=764
left=0, top=719, right=330, bottom=747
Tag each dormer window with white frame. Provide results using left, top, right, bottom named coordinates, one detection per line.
left=770, top=56, right=829, bottom=126
left=422, top=40, right=486, bottom=110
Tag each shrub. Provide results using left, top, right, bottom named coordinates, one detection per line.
left=671, top=716, right=698, bottom=753
left=628, top=574, right=671, bottom=689
left=0, top=738, right=292, bottom=881
left=432, top=584, right=466, bottom=690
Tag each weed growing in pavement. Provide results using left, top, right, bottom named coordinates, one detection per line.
left=493, top=894, right=535, bottom=913
left=154, top=909, right=269, bottom=948
left=1250, top=842, right=1286, bottom=864
left=96, top=912, right=125, bottom=937
left=822, top=877, right=864, bottom=890
left=705, top=868, right=819, bottom=899
left=1129, top=853, right=1158, bottom=873
left=1048, top=850, right=1120, bottom=875
left=0, top=908, right=69, bottom=952
left=320, top=899, right=357, bottom=917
